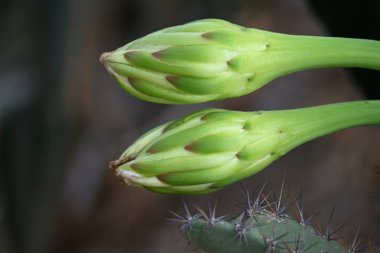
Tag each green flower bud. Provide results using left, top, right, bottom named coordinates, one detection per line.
left=110, top=101, right=380, bottom=194
left=100, top=19, right=380, bottom=104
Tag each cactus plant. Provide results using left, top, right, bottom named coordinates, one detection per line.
left=100, top=19, right=380, bottom=104
left=100, top=17, right=379, bottom=252
left=170, top=184, right=368, bottom=253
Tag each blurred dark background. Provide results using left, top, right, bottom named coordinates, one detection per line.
left=1, top=0, right=379, bottom=252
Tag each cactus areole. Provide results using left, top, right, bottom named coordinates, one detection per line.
left=110, top=101, right=380, bottom=194
left=100, top=19, right=380, bottom=104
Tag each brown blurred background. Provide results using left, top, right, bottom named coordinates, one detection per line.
left=1, top=0, right=380, bottom=252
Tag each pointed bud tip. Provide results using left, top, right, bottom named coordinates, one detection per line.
left=201, top=32, right=210, bottom=39
left=146, top=147, right=158, bottom=154
left=184, top=143, right=196, bottom=152
left=109, top=155, right=135, bottom=172
left=127, top=77, right=137, bottom=86
left=99, top=52, right=112, bottom=65
left=165, top=75, right=179, bottom=84
left=124, top=50, right=140, bottom=60
left=152, top=50, right=162, bottom=59
left=157, top=174, right=168, bottom=182
left=109, top=160, right=119, bottom=172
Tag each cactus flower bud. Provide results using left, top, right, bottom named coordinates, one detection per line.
left=100, top=19, right=380, bottom=104
left=110, top=101, right=380, bottom=194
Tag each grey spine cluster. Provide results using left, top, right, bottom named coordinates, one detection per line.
left=170, top=182, right=368, bottom=253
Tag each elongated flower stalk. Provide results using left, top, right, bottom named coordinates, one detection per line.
left=111, top=101, right=380, bottom=194
left=100, top=19, right=380, bottom=104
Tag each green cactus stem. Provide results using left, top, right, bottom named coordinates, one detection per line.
left=172, top=186, right=363, bottom=253
left=110, top=100, right=380, bottom=194
left=100, top=19, right=380, bottom=104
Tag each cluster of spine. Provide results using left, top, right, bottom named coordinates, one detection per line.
left=170, top=183, right=369, bottom=253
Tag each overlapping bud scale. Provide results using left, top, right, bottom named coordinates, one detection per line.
left=101, top=18, right=380, bottom=104
left=111, top=109, right=288, bottom=194
left=100, top=19, right=271, bottom=104
left=111, top=101, right=380, bottom=194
